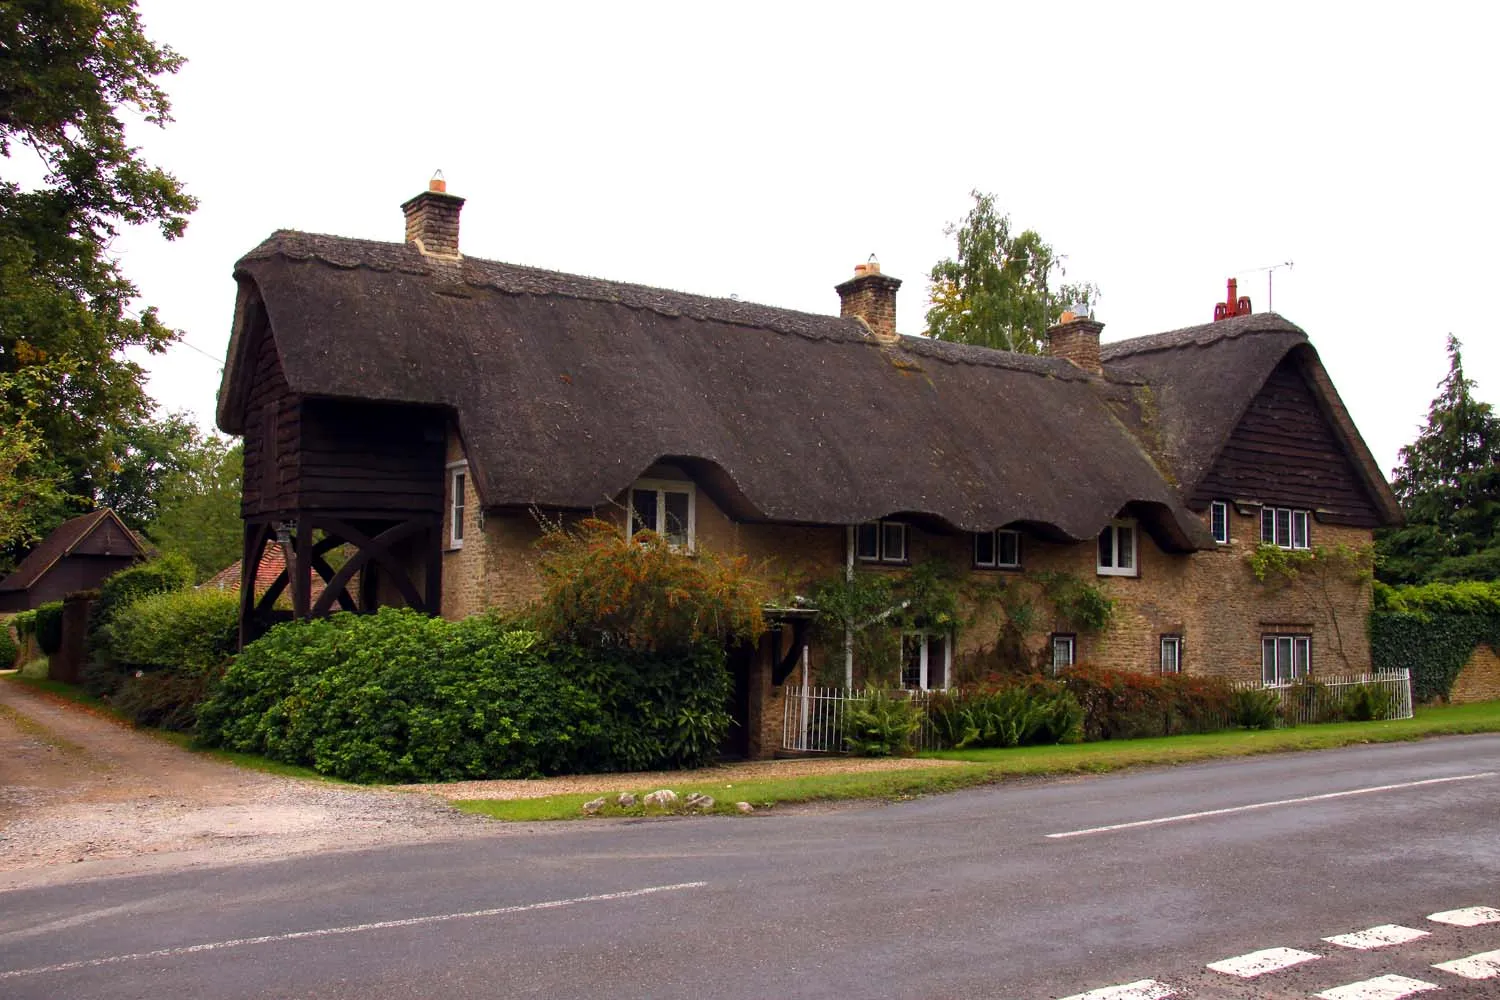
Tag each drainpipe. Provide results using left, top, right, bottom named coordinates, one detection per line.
left=844, top=525, right=855, bottom=688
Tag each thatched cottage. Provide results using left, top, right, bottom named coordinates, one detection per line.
left=216, top=181, right=1400, bottom=757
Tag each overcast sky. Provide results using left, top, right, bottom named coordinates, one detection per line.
left=114, top=0, right=1498, bottom=478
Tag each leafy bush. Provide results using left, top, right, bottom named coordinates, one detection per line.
left=1370, top=581, right=1500, bottom=701
left=114, top=670, right=220, bottom=731
left=1061, top=666, right=1235, bottom=741
left=1229, top=687, right=1281, bottom=730
left=89, top=554, right=195, bottom=644
left=199, top=609, right=608, bottom=782
left=0, top=621, right=17, bottom=668
left=843, top=690, right=922, bottom=756
left=926, top=681, right=1083, bottom=749
left=105, top=588, right=238, bottom=674
left=1284, top=680, right=1341, bottom=724
left=1341, top=682, right=1396, bottom=722
left=9, top=608, right=37, bottom=640
left=534, top=517, right=764, bottom=653
left=34, top=601, right=64, bottom=655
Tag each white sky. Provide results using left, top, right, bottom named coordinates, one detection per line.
left=115, top=0, right=1498, bottom=478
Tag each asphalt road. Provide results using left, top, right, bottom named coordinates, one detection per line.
left=2, top=736, right=1498, bottom=999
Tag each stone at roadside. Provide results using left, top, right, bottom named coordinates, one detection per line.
left=736, top=801, right=753, bottom=814
left=684, top=793, right=714, bottom=810
left=643, top=789, right=677, bottom=808
left=616, top=792, right=637, bottom=808
left=581, top=797, right=606, bottom=815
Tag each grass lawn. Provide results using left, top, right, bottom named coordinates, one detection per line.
left=455, top=701, right=1500, bottom=822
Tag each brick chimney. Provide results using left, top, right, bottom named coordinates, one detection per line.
left=1045, top=311, right=1105, bottom=375
left=401, top=173, right=464, bottom=259
left=836, top=260, right=902, bottom=343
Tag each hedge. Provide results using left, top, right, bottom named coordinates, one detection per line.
left=105, top=588, right=239, bottom=675
left=90, top=554, right=196, bottom=639
left=34, top=601, right=64, bottom=655
left=0, top=620, right=17, bottom=669
left=196, top=607, right=733, bottom=782
left=1370, top=580, right=1500, bottom=701
left=1062, top=666, right=1236, bottom=741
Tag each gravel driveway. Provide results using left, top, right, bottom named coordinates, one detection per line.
left=0, top=674, right=960, bottom=890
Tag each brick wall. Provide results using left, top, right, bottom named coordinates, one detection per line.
left=1450, top=644, right=1500, bottom=704
left=1045, top=319, right=1104, bottom=374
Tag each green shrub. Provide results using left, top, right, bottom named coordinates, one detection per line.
left=114, top=670, right=221, bottom=731
left=105, top=588, right=238, bottom=674
left=843, top=690, right=922, bottom=756
left=9, top=608, right=37, bottom=640
left=1229, top=687, right=1281, bottom=730
left=1341, top=682, right=1396, bottom=722
left=1061, top=666, right=1235, bottom=741
left=926, top=682, right=1083, bottom=750
left=90, top=554, right=195, bottom=643
left=34, top=601, right=64, bottom=655
left=0, top=620, right=17, bottom=668
left=198, top=609, right=617, bottom=782
left=1284, top=680, right=1342, bottom=724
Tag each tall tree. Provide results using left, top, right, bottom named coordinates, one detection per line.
left=925, top=190, right=1098, bottom=353
left=0, top=0, right=196, bottom=563
left=145, top=438, right=241, bottom=583
left=1377, top=335, right=1500, bottom=584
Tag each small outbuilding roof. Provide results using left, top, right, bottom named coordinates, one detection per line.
left=0, top=510, right=145, bottom=595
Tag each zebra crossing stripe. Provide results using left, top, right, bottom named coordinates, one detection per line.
left=1313, top=974, right=1441, bottom=1000
left=1057, top=980, right=1177, bottom=1000
left=1323, top=924, right=1430, bottom=950
left=1428, top=905, right=1500, bottom=927
left=1206, top=946, right=1321, bottom=978
left=1433, top=948, right=1500, bottom=979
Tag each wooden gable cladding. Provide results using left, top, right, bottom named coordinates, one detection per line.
left=239, top=318, right=446, bottom=519
left=1192, top=355, right=1382, bottom=526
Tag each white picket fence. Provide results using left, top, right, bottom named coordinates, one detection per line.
left=780, top=669, right=1414, bottom=754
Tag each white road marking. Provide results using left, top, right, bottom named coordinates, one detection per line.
left=1428, top=905, right=1500, bottom=927
left=1433, top=948, right=1500, bottom=979
left=1046, top=772, right=1496, bottom=838
left=0, top=881, right=708, bottom=980
left=1324, top=924, right=1431, bottom=950
left=1206, top=946, right=1321, bottom=978
left=1058, top=980, right=1177, bottom=1000
left=1314, top=974, right=1441, bottom=999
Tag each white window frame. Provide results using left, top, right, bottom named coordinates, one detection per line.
left=628, top=479, right=697, bottom=552
left=854, top=519, right=908, bottom=565
left=1261, top=633, right=1311, bottom=685
left=1051, top=634, right=1076, bottom=675
left=446, top=461, right=468, bottom=549
left=973, top=528, right=1022, bottom=569
left=1160, top=635, right=1183, bottom=674
left=1210, top=501, right=1229, bottom=545
left=900, top=630, right=953, bottom=691
left=1260, top=506, right=1311, bottom=550
left=1096, top=519, right=1139, bottom=577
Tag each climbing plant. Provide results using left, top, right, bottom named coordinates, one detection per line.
left=1246, top=542, right=1374, bottom=670
left=1370, top=580, right=1500, bottom=701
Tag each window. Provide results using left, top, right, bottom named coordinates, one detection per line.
left=1096, top=520, right=1138, bottom=577
left=854, top=519, right=907, bottom=564
left=1210, top=501, right=1229, bottom=545
left=901, top=631, right=951, bottom=690
left=1160, top=635, right=1183, bottom=674
left=1260, top=507, right=1310, bottom=550
left=974, top=529, right=1022, bottom=569
left=629, top=479, right=696, bottom=551
left=1051, top=634, right=1076, bottom=675
left=447, top=463, right=467, bottom=549
left=1261, top=634, right=1311, bottom=685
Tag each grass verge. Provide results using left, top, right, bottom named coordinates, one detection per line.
left=455, top=701, right=1500, bottom=822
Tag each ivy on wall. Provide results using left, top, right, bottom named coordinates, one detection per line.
left=1370, top=580, right=1500, bottom=701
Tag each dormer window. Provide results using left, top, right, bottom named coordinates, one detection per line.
left=974, top=529, right=1022, bottom=569
left=855, top=520, right=907, bottom=564
left=630, top=480, right=695, bottom=551
left=1096, top=519, right=1138, bottom=577
left=1260, top=507, right=1310, bottom=550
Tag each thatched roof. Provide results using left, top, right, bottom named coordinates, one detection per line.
left=1102, top=314, right=1400, bottom=524
left=216, top=234, right=1394, bottom=548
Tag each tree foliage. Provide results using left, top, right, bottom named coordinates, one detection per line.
left=925, top=190, right=1098, bottom=353
left=145, top=438, right=243, bottom=582
left=1, top=0, right=196, bottom=563
left=1377, top=335, right=1500, bottom=584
